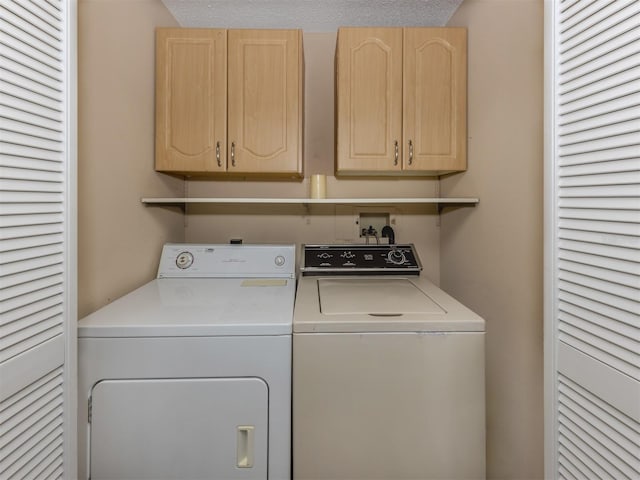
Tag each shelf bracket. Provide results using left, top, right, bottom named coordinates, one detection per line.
left=437, top=201, right=478, bottom=215
left=141, top=199, right=187, bottom=212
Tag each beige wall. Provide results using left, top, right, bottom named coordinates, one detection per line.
left=79, top=0, right=544, bottom=478
left=443, top=0, right=544, bottom=478
left=78, top=0, right=184, bottom=317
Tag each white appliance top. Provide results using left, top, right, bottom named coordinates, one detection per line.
left=318, top=278, right=445, bottom=315
left=294, top=244, right=484, bottom=333
left=79, top=244, right=296, bottom=338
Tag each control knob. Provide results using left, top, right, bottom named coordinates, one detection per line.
left=175, top=251, right=194, bottom=269
left=387, top=249, right=406, bottom=265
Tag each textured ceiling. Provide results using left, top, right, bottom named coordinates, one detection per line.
left=161, top=0, right=465, bottom=31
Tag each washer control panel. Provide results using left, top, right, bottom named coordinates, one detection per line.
left=301, top=244, right=422, bottom=275
left=157, top=243, right=296, bottom=278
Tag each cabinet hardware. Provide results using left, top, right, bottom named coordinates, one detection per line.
left=394, top=140, right=399, bottom=166
left=231, top=142, right=236, bottom=167
left=408, top=140, right=413, bottom=165
left=216, top=141, right=221, bottom=167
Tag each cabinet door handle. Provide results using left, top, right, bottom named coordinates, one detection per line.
left=394, top=140, right=399, bottom=166
left=231, top=142, right=236, bottom=167
left=408, top=139, right=414, bottom=165
left=216, top=141, right=222, bottom=167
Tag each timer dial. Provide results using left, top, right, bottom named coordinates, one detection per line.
left=387, top=250, right=407, bottom=265
left=175, top=251, right=194, bottom=269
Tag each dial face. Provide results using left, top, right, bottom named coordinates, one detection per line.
left=175, top=251, right=194, bottom=269
left=387, top=250, right=406, bottom=265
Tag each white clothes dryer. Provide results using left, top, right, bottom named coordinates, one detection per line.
left=78, top=243, right=295, bottom=480
left=293, top=244, right=486, bottom=480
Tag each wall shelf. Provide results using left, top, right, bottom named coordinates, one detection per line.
left=141, top=197, right=479, bottom=206
left=142, top=197, right=478, bottom=216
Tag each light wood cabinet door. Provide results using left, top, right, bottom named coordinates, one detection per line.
left=336, top=27, right=467, bottom=176
left=403, top=28, right=467, bottom=172
left=336, top=28, right=403, bottom=173
left=155, top=28, right=227, bottom=173
left=227, top=29, right=303, bottom=176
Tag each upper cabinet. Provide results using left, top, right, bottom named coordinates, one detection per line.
left=155, top=28, right=303, bottom=177
left=155, top=28, right=227, bottom=174
left=227, top=30, right=303, bottom=176
left=336, top=27, right=467, bottom=176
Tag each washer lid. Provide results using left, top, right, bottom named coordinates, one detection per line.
left=319, top=278, right=445, bottom=315
left=78, top=277, right=294, bottom=337
left=294, top=276, right=485, bottom=333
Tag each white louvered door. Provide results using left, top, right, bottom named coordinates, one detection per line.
left=0, top=0, right=76, bottom=478
left=545, top=0, right=640, bottom=479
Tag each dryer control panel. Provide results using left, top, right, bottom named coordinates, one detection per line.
left=301, top=244, right=422, bottom=275
left=157, top=243, right=296, bottom=278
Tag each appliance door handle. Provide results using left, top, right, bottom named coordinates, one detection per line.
left=236, top=425, right=254, bottom=468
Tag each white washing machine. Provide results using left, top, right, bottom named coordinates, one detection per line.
left=78, top=243, right=295, bottom=480
left=293, top=244, right=486, bottom=480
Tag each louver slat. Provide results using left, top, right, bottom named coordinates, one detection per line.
left=559, top=120, right=640, bottom=149
left=559, top=131, right=640, bottom=158
left=559, top=237, right=640, bottom=264
left=557, top=144, right=640, bottom=166
left=0, top=235, right=64, bottom=257
left=1, top=203, right=64, bottom=215
left=558, top=217, right=639, bottom=236
left=559, top=207, right=639, bottom=223
left=559, top=158, right=640, bottom=177
left=0, top=213, right=66, bottom=229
